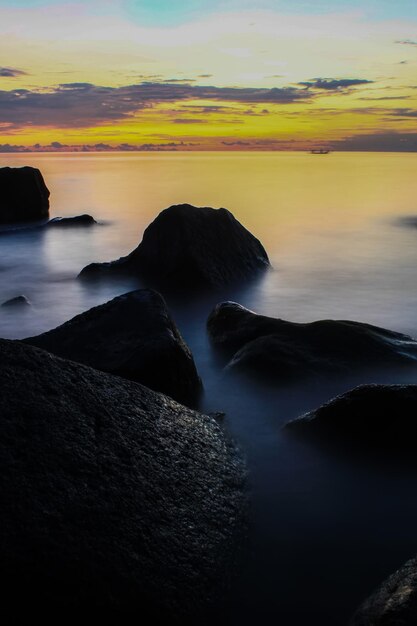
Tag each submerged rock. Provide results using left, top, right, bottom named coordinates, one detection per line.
left=286, top=384, right=417, bottom=453
left=47, top=214, right=96, bottom=227
left=79, top=204, right=270, bottom=289
left=1, top=295, right=31, bottom=308
left=24, top=289, right=202, bottom=407
left=0, top=338, right=246, bottom=624
left=0, top=213, right=97, bottom=235
left=207, top=302, right=417, bottom=382
left=351, top=555, right=417, bottom=625
left=0, top=166, right=50, bottom=223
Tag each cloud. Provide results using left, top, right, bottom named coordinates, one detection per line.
left=172, top=118, right=206, bottom=124
left=0, top=67, right=27, bottom=78
left=358, top=95, right=411, bottom=101
left=0, top=80, right=311, bottom=129
left=298, top=78, right=373, bottom=91
left=330, top=131, right=417, bottom=152
left=0, top=140, right=199, bottom=152
left=389, top=108, right=417, bottom=117
left=221, top=140, right=251, bottom=146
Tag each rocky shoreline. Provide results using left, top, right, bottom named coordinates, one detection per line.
left=2, top=165, right=417, bottom=624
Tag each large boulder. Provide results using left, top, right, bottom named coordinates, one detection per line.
left=79, top=204, right=270, bottom=289
left=24, top=290, right=202, bottom=407
left=0, top=338, right=246, bottom=623
left=351, top=556, right=417, bottom=625
left=207, top=302, right=417, bottom=382
left=286, top=384, right=417, bottom=453
left=0, top=166, right=50, bottom=223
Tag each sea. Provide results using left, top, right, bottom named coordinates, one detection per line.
left=1, top=151, right=417, bottom=624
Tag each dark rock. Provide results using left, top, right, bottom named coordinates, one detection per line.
left=24, top=289, right=202, bottom=407
left=286, top=384, right=417, bottom=453
left=0, top=338, right=246, bottom=624
left=79, top=204, right=270, bottom=289
left=47, top=214, right=96, bottom=227
left=351, top=555, right=417, bottom=625
left=0, top=166, right=50, bottom=223
left=207, top=302, right=417, bottom=382
left=396, top=215, right=417, bottom=228
left=1, top=295, right=31, bottom=308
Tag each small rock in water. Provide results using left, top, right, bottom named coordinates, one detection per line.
left=47, top=214, right=97, bottom=227
left=0, top=166, right=50, bottom=223
left=1, top=295, right=31, bottom=308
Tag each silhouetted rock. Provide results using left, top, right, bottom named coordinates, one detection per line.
left=397, top=215, right=417, bottom=228
left=0, top=166, right=50, bottom=223
left=286, top=384, right=417, bottom=452
left=0, top=338, right=246, bottom=624
left=351, top=555, right=417, bottom=625
left=24, top=290, right=202, bottom=407
left=207, top=302, right=417, bottom=382
left=1, top=295, right=31, bottom=308
left=0, top=214, right=97, bottom=236
left=48, top=214, right=96, bottom=227
left=79, top=204, right=270, bottom=289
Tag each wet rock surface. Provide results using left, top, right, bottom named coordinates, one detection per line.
left=207, top=302, right=417, bottom=382
left=0, top=166, right=50, bottom=223
left=286, top=384, right=417, bottom=453
left=0, top=338, right=246, bottom=624
left=24, top=289, right=202, bottom=406
left=351, top=555, right=417, bottom=625
left=79, top=204, right=270, bottom=289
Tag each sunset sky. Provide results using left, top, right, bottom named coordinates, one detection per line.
left=1, top=0, right=417, bottom=151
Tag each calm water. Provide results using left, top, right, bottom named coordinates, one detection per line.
left=2, top=151, right=417, bottom=624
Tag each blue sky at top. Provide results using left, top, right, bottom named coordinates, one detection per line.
left=4, top=0, right=417, bottom=23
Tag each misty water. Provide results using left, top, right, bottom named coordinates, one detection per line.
left=2, top=151, right=417, bottom=624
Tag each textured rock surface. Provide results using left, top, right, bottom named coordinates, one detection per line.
left=0, top=338, right=246, bottom=624
left=24, top=289, right=202, bottom=406
left=351, top=556, right=417, bottom=625
left=207, top=302, right=417, bottom=382
left=79, top=204, right=270, bottom=289
left=286, top=384, right=417, bottom=452
left=0, top=166, right=50, bottom=223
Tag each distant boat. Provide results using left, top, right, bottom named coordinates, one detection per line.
left=310, top=149, right=330, bottom=154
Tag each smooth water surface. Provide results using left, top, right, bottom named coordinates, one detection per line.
left=1, top=152, right=417, bottom=624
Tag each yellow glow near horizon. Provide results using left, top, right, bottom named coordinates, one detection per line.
left=1, top=4, right=416, bottom=150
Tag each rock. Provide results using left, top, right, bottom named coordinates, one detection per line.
left=1, top=295, right=31, bottom=308
left=0, top=166, right=50, bottom=223
left=286, top=384, right=417, bottom=453
left=0, top=338, right=246, bottom=623
left=24, top=289, right=202, bottom=407
left=351, top=555, right=417, bottom=625
left=47, top=214, right=96, bottom=227
left=79, top=204, right=270, bottom=289
left=207, top=302, right=417, bottom=382
left=397, top=215, right=417, bottom=228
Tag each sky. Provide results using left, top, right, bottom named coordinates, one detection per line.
left=0, top=0, right=417, bottom=151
